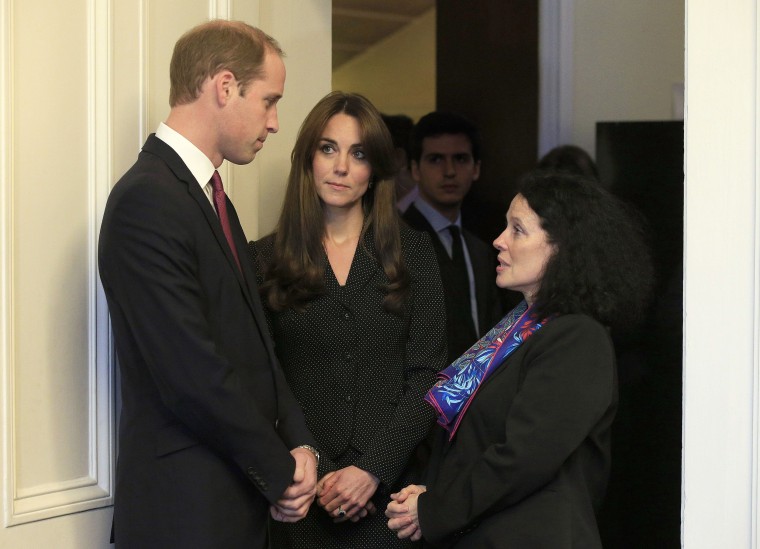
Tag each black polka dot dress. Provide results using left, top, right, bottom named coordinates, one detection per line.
left=251, top=226, right=447, bottom=548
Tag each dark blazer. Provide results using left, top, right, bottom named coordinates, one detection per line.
left=252, top=228, right=447, bottom=546
left=98, top=135, right=314, bottom=549
left=252, top=227, right=446, bottom=486
left=402, top=204, right=505, bottom=364
left=417, top=315, right=617, bottom=548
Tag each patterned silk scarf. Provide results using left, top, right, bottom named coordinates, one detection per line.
left=425, top=301, right=551, bottom=440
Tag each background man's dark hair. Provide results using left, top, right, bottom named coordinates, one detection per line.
left=410, top=111, right=482, bottom=163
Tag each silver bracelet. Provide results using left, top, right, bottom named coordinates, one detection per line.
left=297, top=444, right=320, bottom=467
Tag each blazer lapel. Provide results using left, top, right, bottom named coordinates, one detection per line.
left=345, top=230, right=381, bottom=297
left=403, top=204, right=451, bottom=260
left=322, top=230, right=382, bottom=313
left=402, top=204, right=434, bottom=235
left=226, top=201, right=280, bottom=362
left=462, top=229, right=489, bottom=332
left=142, top=135, right=258, bottom=317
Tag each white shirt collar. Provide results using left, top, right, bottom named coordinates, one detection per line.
left=155, top=122, right=216, bottom=190
left=413, top=196, right=463, bottom=234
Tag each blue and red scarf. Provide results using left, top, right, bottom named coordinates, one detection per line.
left=425, top=301, right=552, bottom=440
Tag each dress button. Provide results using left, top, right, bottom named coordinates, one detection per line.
left=346, top=394, right=352, bottom=402
left=343, top=312, right=351, bottom=320
left=344, top=353, right=352, bottom=361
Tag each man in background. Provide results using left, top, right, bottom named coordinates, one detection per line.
left=381, top=113, right=417, bottom=212
left=403, top=111, right=505, bottom=364
left=99, top=20, right=318, bottom=548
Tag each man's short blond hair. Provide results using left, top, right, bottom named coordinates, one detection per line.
left=169, top=20, right=283, bottom=107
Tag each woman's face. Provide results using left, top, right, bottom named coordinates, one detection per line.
left=493, top=194, right=556, bottom=303
left=312, top=113, right=371, bottom=213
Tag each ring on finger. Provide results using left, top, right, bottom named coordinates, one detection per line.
left=337, top=506, right=346, bottom=517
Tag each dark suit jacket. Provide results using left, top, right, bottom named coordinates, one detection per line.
left=417, top=315, right=617, bottom=548
left=98, top=135, right=314, bottom=549
left=402, top=204, right=505, bottom=363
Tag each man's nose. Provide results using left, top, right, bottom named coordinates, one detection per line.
left=268, top=107, right=280, bottom=134
left=444, top=157, right=456, bottom=176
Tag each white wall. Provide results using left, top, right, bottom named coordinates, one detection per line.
left=332, top=7, right=435, bottom=121
left=0, top=1, right=330, bottom=546
left=682, top=1, right=759, bottom=546
left=240, top=1, right=333, bottom=237
left=570, top=0, right=684, bottom=155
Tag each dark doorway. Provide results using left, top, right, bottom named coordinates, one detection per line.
left=596, top=121, right=684, bottom=548
left=437, top=0, right=539, bottom=244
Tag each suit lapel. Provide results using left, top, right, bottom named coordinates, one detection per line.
left=323, top=229, right=381, bottom=306
left=346, top=230, right=381, bottom=296
left=402, top=204, right=434, bottom=235
left=403, top=205, right=449, bottom=262
left=462, top=229, right=489, bottom=332
left=142, top=135, right=258, bottom=319
left=226, top=201, right=280, bottom=362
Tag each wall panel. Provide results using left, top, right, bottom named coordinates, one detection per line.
left=4, top=0, right=114, bottom=526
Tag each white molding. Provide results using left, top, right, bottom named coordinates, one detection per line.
left=754, top=5, right=760, bottom=546
left=89, top=0, right=115, bottom=510
left=0, top=0, right=15, bottom=528
left=209, top=0, right=231, bottom=20
left=210, top=0, right=234, bottom=195
left=682, top=1, right=757, bottom=546
left=138, top=0, right=148, bottom=144
left=13, top=479, right=111, bottom=521
left=538, top=0, right=573, bottom=158
left=4, top=0, right=115, bottom=526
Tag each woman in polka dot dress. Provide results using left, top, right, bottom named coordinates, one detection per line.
left=250, top=91, right=447, bottom=548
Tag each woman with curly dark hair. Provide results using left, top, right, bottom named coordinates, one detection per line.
left=387, top=171, right=653, bottom=548
left=251, top=91, right=447, bottom=548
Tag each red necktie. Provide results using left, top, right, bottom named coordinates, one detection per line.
left=210, top=171, right=242, bottom=272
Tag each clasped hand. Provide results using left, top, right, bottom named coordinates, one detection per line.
left=317, top=465, right=379, bottom=523
left=385, top=484, right=426, bottom=541
left=270, top=447, right=318, bottom=522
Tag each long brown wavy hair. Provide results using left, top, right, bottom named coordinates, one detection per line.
left=260, top=91, right=409, bottom=314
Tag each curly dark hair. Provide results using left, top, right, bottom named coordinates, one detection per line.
left=519, top=171, right=654, bottom=329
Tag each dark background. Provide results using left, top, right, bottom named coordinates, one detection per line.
left=436, top=2, right=684, bottom=546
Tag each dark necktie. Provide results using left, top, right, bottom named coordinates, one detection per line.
left=210, top=171, right=242, bottom=272
left=448, top=225, right=476, bottom=335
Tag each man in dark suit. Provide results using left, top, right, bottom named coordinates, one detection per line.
left=402, top=112, right=505, bottom=364
left=98, top=20, right=318, bottom=548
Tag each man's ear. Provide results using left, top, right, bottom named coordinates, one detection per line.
left=214, top=70, right=236, bottom=106
left=411, top=160, right=421, bottom=182
left=472, top=160, right=482, bottom=182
